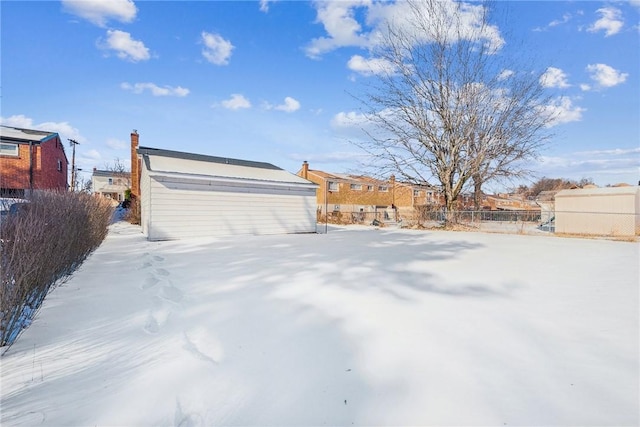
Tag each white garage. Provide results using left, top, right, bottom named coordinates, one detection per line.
left=137, top=147, right=318, bottom=240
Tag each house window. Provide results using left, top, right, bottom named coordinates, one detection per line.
left=108, top=178, right=113, bottom=185
left=328, top=181, right=339, bottom=191
left=413, top=190, right=421, bottom=197
left=378, top=185, right=388, bottom=192
left=57, top=159, right=62, bottom=171
left=350, top=183, right=362, bottom=190
left=0, top=143, right=19, bottom=157
left=367, top=185, right=373, bottom=192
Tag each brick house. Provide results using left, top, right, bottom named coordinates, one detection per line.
left=0, top=125, right=68, bottom=197
left=92, top=168, right=131, bottom=204
left=297, top=161, right=441, bottom=222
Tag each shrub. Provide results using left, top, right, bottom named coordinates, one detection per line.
left=0, top=191, right=113, bottom=349
left=124, top=196, right=141, bottom=225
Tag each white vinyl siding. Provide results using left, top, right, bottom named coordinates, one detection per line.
left=142, top=166, right=317, bottom=240
left=140, top=164, right=152, bottom=237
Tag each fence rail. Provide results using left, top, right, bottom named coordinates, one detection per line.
left=319, top=209, right=639, bottom=238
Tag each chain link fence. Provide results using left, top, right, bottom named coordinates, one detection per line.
left=319, top=208, right=639, bottom=239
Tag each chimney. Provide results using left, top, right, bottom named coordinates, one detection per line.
left=130, top=130, right=140, bottom=198
left=302, top=160, right=309, bottom=179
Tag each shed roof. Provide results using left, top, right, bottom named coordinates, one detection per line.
left=138, top=146, right=316, bottom=186
left=556, top=186, right=640, bottom=198
left=0, top=125, right=58, bottom=144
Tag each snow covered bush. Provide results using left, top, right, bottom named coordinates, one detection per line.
left=0, top=191, right=113, bottom=348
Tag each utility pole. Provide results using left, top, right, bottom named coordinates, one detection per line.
left=69, top=139, right=79, bottom=192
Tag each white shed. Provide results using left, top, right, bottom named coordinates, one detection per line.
left=137, top=147, right=318, bottom=240
left=555, top=186, right=640, bottom=237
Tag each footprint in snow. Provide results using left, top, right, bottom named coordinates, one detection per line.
left=143, top=314, right=160, bottom=334
left=153, top=255, right=165, bottom=262
left=161, top=285, right=183, bottom=303
left=138, top=261, right=153, bottom=270
left=141, top=276, right=160, bottom=290
left=183, top=329, right=223, bottom=364
left=156, top=268, right=170, bottom=276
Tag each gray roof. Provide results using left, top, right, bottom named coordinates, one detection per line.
left=137, top=146, right=282, bottom=171
left=0, top=125, right=58, bottom=144
left=92, top=169, right=131, bottom=178
left=138, top=146, right=317, bottom=187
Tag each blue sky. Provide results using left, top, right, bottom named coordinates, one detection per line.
left=1, top=0, right=639, bottom=190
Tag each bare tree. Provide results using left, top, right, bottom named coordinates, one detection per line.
left=353, top=0, right=555, bottom=215
left=103, top=157, right=131, bottom=189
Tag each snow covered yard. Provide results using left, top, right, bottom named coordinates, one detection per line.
left=1, top=222, right=638, bottom=426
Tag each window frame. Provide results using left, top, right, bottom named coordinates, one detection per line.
left=0, top=142, right=19, bottom=157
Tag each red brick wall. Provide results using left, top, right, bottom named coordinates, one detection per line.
left=35, top=136, right=68, bottom=190
left=0, top=137, right=68, bottom=191
left=0, top=143, right=32, bottom=190
left=130, top=131, right=140, bottom=198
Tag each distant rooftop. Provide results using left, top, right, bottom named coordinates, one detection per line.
left=92, top=169, right=131, bottom=178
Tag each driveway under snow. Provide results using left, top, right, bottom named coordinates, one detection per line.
left=1, top=222, right=638, bottom=426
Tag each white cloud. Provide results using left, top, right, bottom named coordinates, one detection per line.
left=587, top=7, right=623, bottom=37
left=263, top=97, right=301, bottom=113
left=201, top=32, right=234, bottom=65
left=83, top=149, right=102, bottom=161
left=586, top=63, right=628, bottom=88
left=540, top=67, right=570, bottom=89
left=549, top=13, right=572, bottom=28
left=580, top=83, right=591, bottom=91
left=331, top=111, right=369, bottom=128
left=347, top=55, right=396, bottom=76
left=497, top=69, right=514, bottom=81
left=305, top=1, right=504, bottom=59
left=100, top=30, right=150, bottom=62
left=534, top=12, right=573, bottom=32
left=221, top=94, right=251, bottom=110
left=538, top=97, right=586, bottom=127
left=575, top=147, right=640, bottom=156
left=536, top=147, right=640, bottom=185
left=0, top=114, right=86, bottom=143
left=62, top=0, right=137, bottom=27
left=305, top=1, right=370, bottom=58
left=259, top=0, right=275, bottom=13
left=106, top=138, right=126, bottom=150
left=121, top=82, right=189, bottom=97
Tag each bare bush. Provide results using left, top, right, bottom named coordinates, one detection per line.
left=0, top=191, right=113, bottom=349
left=124, top=196, right=141, bottom=225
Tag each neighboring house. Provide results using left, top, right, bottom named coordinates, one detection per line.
left=296, top=161, right=441, bottom=220
left=91, top=168, right=131, bottom=203
left=0, top=125, right=68, bottom=197
left=555, top=186, right=640, bottom=237
left=485, top=195, right=540, bottom=211
left=131, top=136, right=318, bottom=240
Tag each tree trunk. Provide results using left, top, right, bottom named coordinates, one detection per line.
left=473, top=176, right=483, bottom=210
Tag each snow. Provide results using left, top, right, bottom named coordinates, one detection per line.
left=1, top=221, right=638, bottom=426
